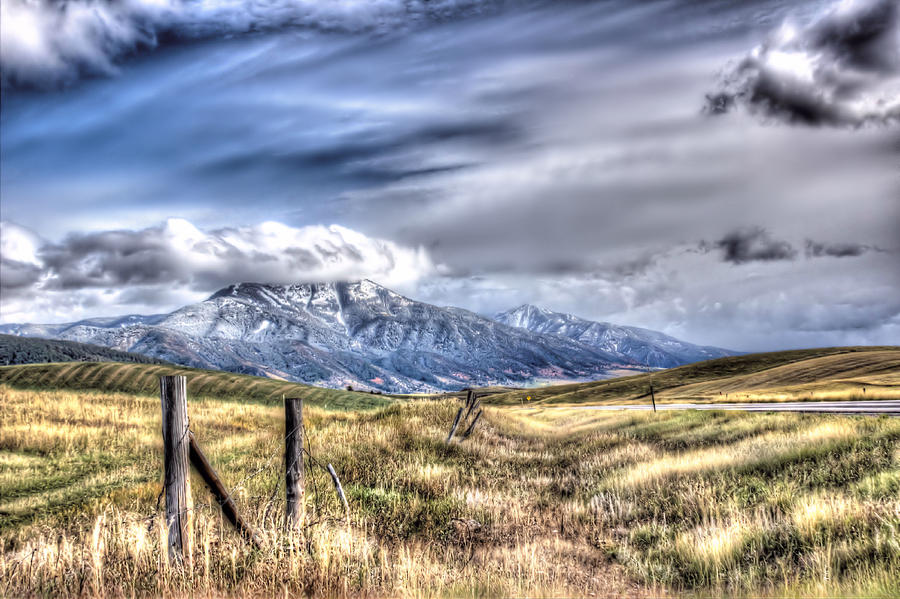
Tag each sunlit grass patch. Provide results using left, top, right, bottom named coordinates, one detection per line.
left=792, top=494, right=863, bottom=537
left=854, top=468, right=900, bottom=500
left=614, top=420, right=859, bottom=489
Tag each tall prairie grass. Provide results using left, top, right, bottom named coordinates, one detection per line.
left=1, top=385, right=898, bottom=597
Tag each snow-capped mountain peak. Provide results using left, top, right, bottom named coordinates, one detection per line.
left=1, top=282, right=737, bottom=392
left=1, top=281, right=636, bottom=393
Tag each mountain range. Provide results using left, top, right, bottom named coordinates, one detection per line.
left=495, top=304, right=734, bottom=369
left=0, top=280, right=735, bottom=392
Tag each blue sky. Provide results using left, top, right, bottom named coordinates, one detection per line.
left=1, top=0, right=898, bottom=350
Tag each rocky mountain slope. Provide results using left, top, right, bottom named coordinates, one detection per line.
left=1, top=281, right=632, bottom=392
left=494, top=304, right=737, bottom=369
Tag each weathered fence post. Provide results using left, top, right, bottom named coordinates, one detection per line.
left=284, top=397, right=305, bottom=529
left=650, top=384, right=657, bottom=413
left=160, top=375, right=193, bottom=565
left=464, top=392, right=478, bottom=421
left=446, top=407, right=464, bottom=443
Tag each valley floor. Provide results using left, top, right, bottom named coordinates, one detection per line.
left=1, top=385, right=898, bottom=597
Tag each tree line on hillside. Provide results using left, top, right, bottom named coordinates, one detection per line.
left=0, top=334, right=169, bottom=366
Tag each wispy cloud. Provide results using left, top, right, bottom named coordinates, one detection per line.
left=0, top=0, right=502, bottom=89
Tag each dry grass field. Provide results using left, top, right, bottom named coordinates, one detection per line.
left=486, top=347, right=900, bottom=406
left=0, top=361, right=389, bottom=409
left=1, top=364, right=898, bottom=597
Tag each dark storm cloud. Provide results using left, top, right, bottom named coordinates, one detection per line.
left=804, top=239, right=873, bottom=258
left=40, top=229, right=180, bottom=289
left=0, top=258, right=43, bottom=291
left=713, top=228, right=797, bottom=264
left=710, top=0, right=900, bottom=126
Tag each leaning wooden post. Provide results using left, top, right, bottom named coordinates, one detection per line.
left=326, top=463, right=350, bottom=524
left=650, top=384, right=657, bottom=413
left=446, top=407, right=464, bottom=443
left=188, top=432, right=264, bottom=549
left=462, top=409, right=483, bottom=439
left=284, top=397, right=305, bottom=529
left=160, top=375, right=193, bottom=566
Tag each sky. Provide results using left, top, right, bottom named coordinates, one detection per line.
left=1, top=0, right=898, bottom=352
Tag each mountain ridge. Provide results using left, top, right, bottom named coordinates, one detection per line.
left=0, top=280, right=635, bottom=392
left=1, top=280, right=735, bottom=392
left=494, top=303, right=737, bottom=369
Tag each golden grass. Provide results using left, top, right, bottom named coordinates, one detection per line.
left=0, top=361, right=390, bottom=410
left=1, top=384, right=898, bottom=597
left=487, top=347, right=900, bottom=406
left=615, top=420, right=859, bottom=488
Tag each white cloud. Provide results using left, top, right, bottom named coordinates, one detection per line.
left=0, top=218, right=438, bottom=323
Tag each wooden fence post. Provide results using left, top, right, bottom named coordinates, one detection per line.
left=650, top=384, right=657, bottom=413
left=464, top=392, right=478, bottom=421
left=160, top=375, right=193, bottom=565
left=446, top=407, right=464, bottom=443
left=284, top=397, right=305, bottom=529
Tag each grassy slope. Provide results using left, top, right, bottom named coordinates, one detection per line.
left=0, top=333, right=171, bottom=366
left=486, top=346, right=900, bottom=405
left=0, top=361, right=391, bottom=410
left=1, top=386, right=898, bottom=597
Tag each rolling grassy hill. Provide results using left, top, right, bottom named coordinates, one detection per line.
left=484, top=346, right=900, bottom=405
left=0, top=361, right=391, bottom=410
left=0, top=334, right=170, bottom=366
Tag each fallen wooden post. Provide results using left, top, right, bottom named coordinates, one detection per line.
left=326, top=463, right=350, bottom=523
left=462, top=409, right=483, bottom=439
left=160, top=375, right=193, bottom=566
left=284, top=397, right=305, bottom=529
left=188, top=431, right=265, bottom=549
left=446, top=407, right=464, bottom=443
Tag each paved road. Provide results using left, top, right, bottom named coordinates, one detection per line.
left=574, top=400, right=900, bottom=414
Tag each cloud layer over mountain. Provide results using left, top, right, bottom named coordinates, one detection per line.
left=2, top=217, right=897, bottom=352
left=0, top=219, right=436, bottom=322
